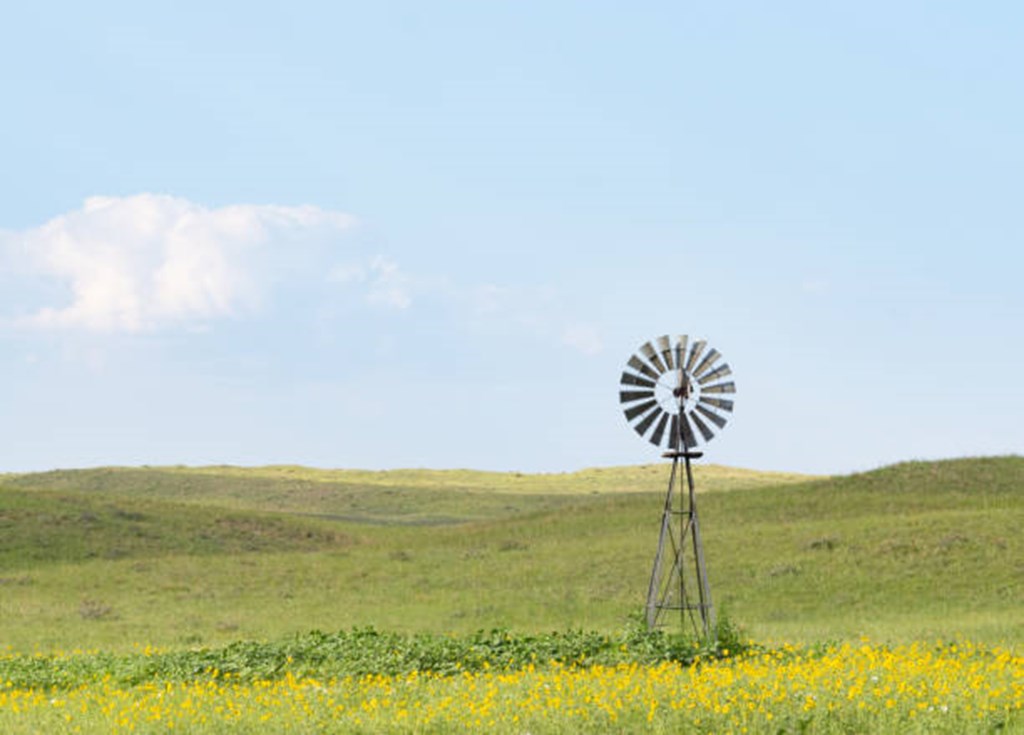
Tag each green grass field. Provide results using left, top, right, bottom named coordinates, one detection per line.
left=1, top=456, right=1020, bottom=654
left=2, top=456, right=1022, bottom=732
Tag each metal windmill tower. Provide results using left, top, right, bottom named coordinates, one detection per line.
left=619, top=335, right=735, bottom=638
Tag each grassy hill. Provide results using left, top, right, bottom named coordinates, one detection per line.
left=0, top=457, right=1020, bottom=653
left=0, top=486, right=352, bottom=568
left=1, top=463, right=811, bottom=524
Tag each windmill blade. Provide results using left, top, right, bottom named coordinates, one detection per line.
left=657, top=335, right=674, bottom=370
left=701, top=381, right=736, bottom=395
left=668, top=414, right=680, bottom=449
left=689, top=410, right=715, bottom=442
left=697, top=364, right=731, bottom=385
left=685, top=340, right=707, bottom=373
left=674, top=335, right=688, bottom=374
left=640, top=342, right=667, bottom=374
left=627, top=355, right=660, bottom=380
left=624, top=399, right=658, bottom=421
left=619, top=390, right=655, bottom=404
left=695, top=403, right=728, bottom=429
left=649, top=411, right=670, bottom=446
left=621, top=371, right=657, bottom=389
left=692, top=349, right=721, bottom=379
left=634, top=407, right=663, bottom=437
left=699, top=396, right=734, bottom=412
left=679, top=412, right=698, bottom=448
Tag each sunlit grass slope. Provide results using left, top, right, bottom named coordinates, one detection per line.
left=1, top=456, right=1020, bottom=653
left=1, top=463, right=813, bottom=523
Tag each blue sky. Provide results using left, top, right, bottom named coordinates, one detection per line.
left=1, top=1, right=1021, bottom=475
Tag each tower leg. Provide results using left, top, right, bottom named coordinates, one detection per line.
left=645, top=455, right=679, bottom=627
left=683, top=453, right=715, bottom=637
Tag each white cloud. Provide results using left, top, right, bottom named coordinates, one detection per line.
left=328, top=256, right=412, bottom=310
left=2, top=194, right=599, bottom=358
left=365, top=257, right=412, bottom=310
left=5, top=194, right=355, bottom=332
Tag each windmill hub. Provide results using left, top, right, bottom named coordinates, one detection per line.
left=657, top=377, right=690, bottom=411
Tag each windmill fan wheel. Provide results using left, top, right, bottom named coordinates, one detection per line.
left=619, top=334, right=735, bottom=450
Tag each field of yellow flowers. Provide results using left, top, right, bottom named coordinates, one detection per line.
left=1, top=636, right=1020, bottom=733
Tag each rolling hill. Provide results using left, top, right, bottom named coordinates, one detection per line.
left=0, top=456, right=1020, bottom=653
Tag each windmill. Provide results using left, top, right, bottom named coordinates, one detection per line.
left=619, top=334, right=735, bottom=637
